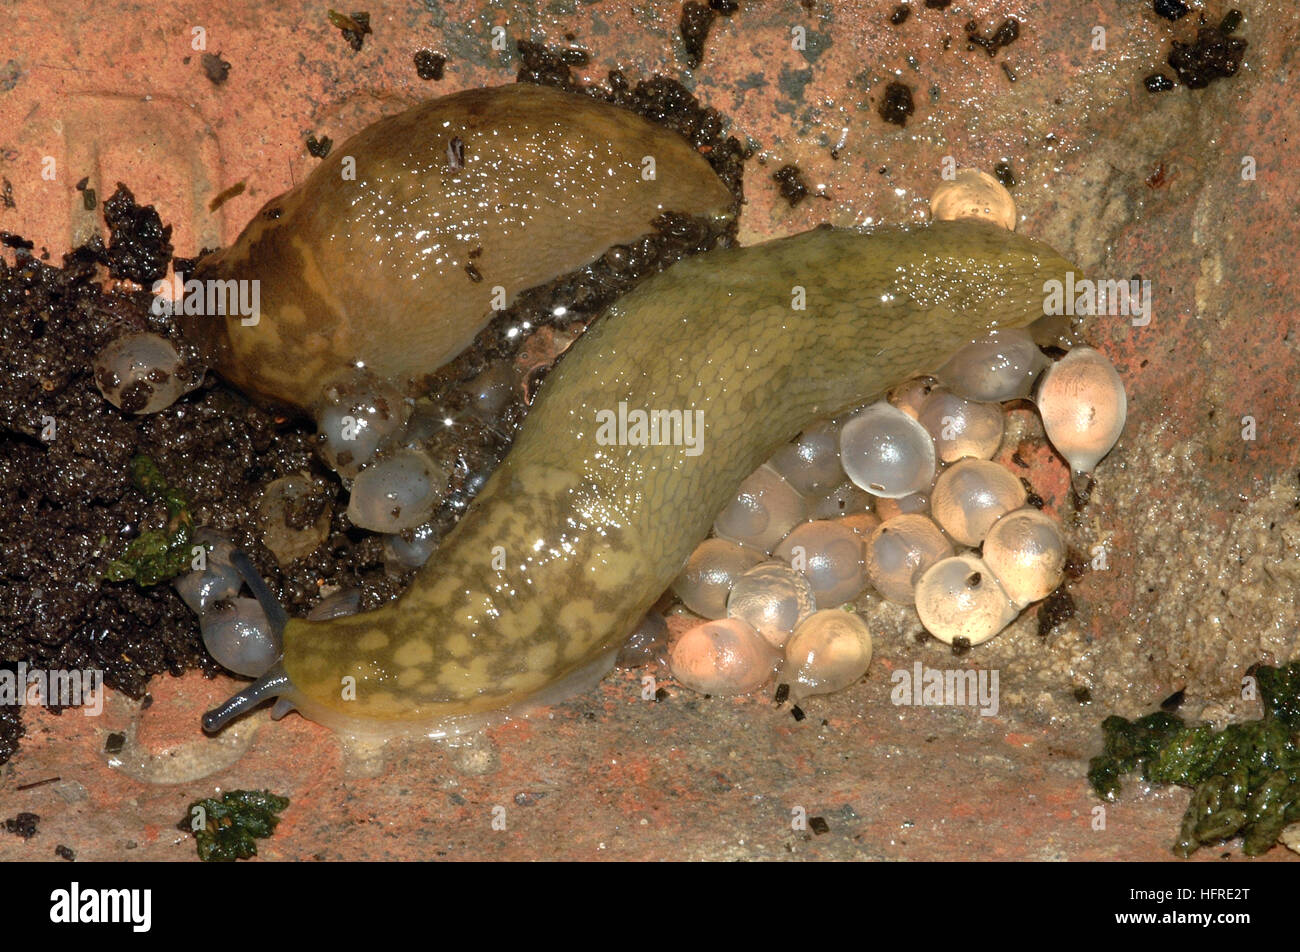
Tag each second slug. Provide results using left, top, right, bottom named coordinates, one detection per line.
left=205, top=219, right=1077, bottom=739
left=188, top=83, right=735, bottom=411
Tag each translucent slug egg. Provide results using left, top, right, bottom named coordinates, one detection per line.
left=172, top=531, right=241, bottom=615
left=668, top=617, right=782, bottom=696
left=888, top=375, right=938, bottom=420
left=840, top=401, right=936, bottom=499
left=930, top=459, right=1027, bottom=547
left=383, top=522, right=441, bottom=570
left=935, top=327, right=1047, bottom=402
left=781, top=609, right=874, bottom=701
left=201, top=596, right=280, bottom=677
left=94, top=332, right=198, bottom=414
left=315, top=375, right=412, bottom=479
left=929, top=168, right=1017, bottom=231
left=257, top=474, right=333, bottom=565
left=774, top=520, right=867, bottom=606
left=726, top=561, right=817, bottom=649
left=917, top=388, right=1004, bottom=462
left=347, top=448, right=448, bottom=533
left=466, top=361, right=521, bottom=422
left=982, top=507, right=1067, bottom=609
left=1035, top=346, right=1127, bottom=494
left=713, top=464, right=808, bottom=554
left=863, top=514, right=953, bottom=605
left=673, top=538, right=764, bottom=619
left=810, top=480, right=875, bottom=520
left=914, top=553, right=1017, bottom=646
left=767, top=420, right=844, bottom=495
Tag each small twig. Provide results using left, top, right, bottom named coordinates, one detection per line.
left=15, top=776, right=61, bottom=791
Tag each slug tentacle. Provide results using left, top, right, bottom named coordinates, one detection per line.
left=199, top=220, right=1078, bottom=739
left=202, top=663, right=294, bottom=733
left=229, top=549, right=288, bottom=646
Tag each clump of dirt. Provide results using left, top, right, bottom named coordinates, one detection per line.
left=3, top=812, right=39, bottom=838
left=679, top=2, right=716, bottom=69
left=1167, top=19, right=1247, bottom=88
left=304, top=134, right=332, bottom=158
left=772, top=165, right=812, bottom=206
left=413, top=49, right=446, bottom=81
left=200, top=52, right=231, bottom=85
left=1139, top=7, right=1247, bottom=93
left=965, top=17, right=1019, bottom=57
left=678, top=1, right=741, bottom=70
left=878, top=81, right=915, bottom=126
left=514, top=39, right=591, bottom=89
left=1154, top=0, right=1191, bottom=22
left=1144, top=72, right=1176, bottom=92
left=102, top=184, right=172, bottom=284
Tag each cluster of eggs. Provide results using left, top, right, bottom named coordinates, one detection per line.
left=666, top=338, right=1125, bottom=701
left=313, top=362, right=523, bottom=553
left=173, top=526, right=372, bottom=678
left=93, top=323, right=523, bottom=560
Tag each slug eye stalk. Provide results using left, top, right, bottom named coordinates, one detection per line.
left=203, top=663, right=295, bottom=733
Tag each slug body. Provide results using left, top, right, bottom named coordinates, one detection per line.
left=213, top=220, right=1077, bottom=738
left=191, top=84, right=734, bottom=409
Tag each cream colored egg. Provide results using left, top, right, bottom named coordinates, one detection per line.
left=983, top=507, right=1067, bottom=609
left=669, top=617, right=781, bottom=696
left=930, top=168, right=1016, bottom=231
left=781, top=609, right=873, bottom=701
left=1035, top=346, right=1127, bottom=495
left=915, top=553, right=1017, bottom=646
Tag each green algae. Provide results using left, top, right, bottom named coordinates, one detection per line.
left=183, top=789, right=290, bottom=862
left=1088, top=662, right=1300, bottom=857
left=102, top=455, right=194, bottom=587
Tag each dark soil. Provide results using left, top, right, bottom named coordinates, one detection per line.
left=679, top=2, right=717, bottom=69
left=1167, top=24, right=1247, bottom=89
left=200, top=52, right=231, bottom=85
left=413, top=49, right=446, bottom=81
left=878, top=81, right=915, bottom=126
left=3, top=812, right=39, bottom=838
left=772, top=164, right=812, bottom=206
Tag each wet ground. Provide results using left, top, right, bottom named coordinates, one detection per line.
left=1, top=0, right=1297, bottom=861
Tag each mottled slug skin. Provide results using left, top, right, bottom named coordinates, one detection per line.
left=191, top=84, right=734, bottom=409
left=273, top=220, right=1078, bottom=737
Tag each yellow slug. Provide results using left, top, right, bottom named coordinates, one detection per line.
left=188, top=83, right=735, bottom=410
left=205, top=220, right=1077, bottom=739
